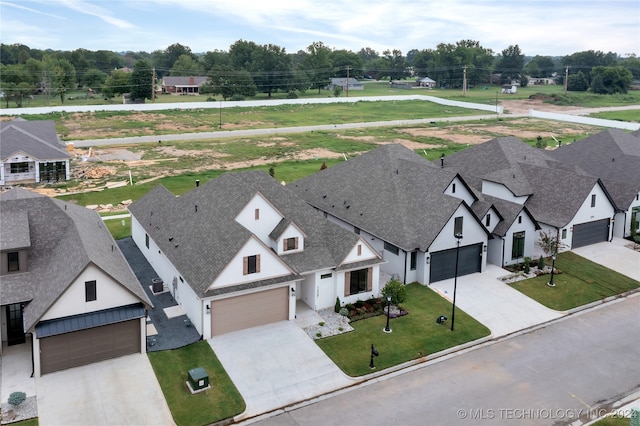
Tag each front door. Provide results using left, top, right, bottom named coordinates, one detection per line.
left=7, top=303, right=26, bottom=345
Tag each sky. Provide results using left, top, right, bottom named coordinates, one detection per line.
left=1, top=0, right=639, bottom=58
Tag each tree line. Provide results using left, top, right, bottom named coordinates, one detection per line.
left=1, top=40, right=638, bottom=107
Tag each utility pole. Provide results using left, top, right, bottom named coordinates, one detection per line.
left=564, top=66, right=569, bottom=92
left=462, top=66, right=467, bottom=96
left=152, top=67, right=156, bottom=103
left=346, top=66, right=350, bottom=98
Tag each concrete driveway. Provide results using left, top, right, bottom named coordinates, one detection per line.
left=208, top=321, right=353, bottom=421
left=36, top=353, right=174, bottom=426
left=573, top=237, right=640, bottom=281
left=431, top=264, right=563, bottom=337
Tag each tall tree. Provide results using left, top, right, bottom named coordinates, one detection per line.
left=209, top=65, right=256, bottom=100
left=201, top=50, right=230, bottom=73
left=229, top=39, right=260, bottom=71
left=251, top=44, right=292, bottom=97
left=331, top=49, right=363, bottom=78
left=130, top=59, right=153, bottom=101
left=524, top=55, right=556, bottom=78
left=101, top=69, right=131, bottom=98
left=43, top=56, right=76, bottom=103
left=561, top=50, right=618, bottom=84
left=170, top=54, right=205, bottom=76
left=590, top=66, right=633, bottom=94
left=378, top=49, right=408, bottom=81
left=495, top=44, right=526, bottom=85
left=302, top=41, right=333, bottom=94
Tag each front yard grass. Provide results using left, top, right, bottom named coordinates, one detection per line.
left=315, top=284, right=490, bottom=377
left=147, top=341, right=245, bottom=426
left=510, top=252, right=640, bottom=311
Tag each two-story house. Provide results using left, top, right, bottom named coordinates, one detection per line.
left=128, top=170, right=384, bottom=338
left=0, top=188, right=152, bottom=376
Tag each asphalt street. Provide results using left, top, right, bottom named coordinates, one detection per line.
left=252, top=295, right=640, bottom=426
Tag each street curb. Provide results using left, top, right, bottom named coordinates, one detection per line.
left=236, top=289, right=640, bottom=424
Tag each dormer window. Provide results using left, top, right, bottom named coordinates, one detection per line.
left=7, top=252, right=19, bottom=272
left=283, top=237, right=298, bottom=251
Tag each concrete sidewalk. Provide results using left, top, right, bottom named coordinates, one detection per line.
left=430, top=264, right=563, bottom=337
left=208, top=321, right=353, bottom=421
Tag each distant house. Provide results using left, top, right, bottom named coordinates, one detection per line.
left=129, top=171, right=384, bottom=338
left=0, top=189, right=152, bottom=376
left=417, top=77, right=437, bottom=88
left=549, top=129, right=640, bottom=239
left=0, top=119, right=70, bottom=186
left=162, top=76, right=208, bottom=95
left=327, top=78, right=364, bottom=91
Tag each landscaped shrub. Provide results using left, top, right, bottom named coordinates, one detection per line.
left=230, top=94, right=245, bottom=101
left=334, top=297, right=341, bottom=313
left=339, top=307, right=349, bottom=316
left=381, top=278, right=406, bottom=305
left=8, top=391, right=26, bottom=407
left=524, top=257, right=531, bottom=274
left=537, top=256, right=545, bottom=270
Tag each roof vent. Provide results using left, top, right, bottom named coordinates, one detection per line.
left=169, top=237, right=174, bottom=241
left=195, top=205, right=198, bottom=212
left=612, top=158, right=615, bottom=162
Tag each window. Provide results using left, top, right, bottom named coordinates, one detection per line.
left=321, top=273, right=332, bottom=279
left=347, top=268, right=370, bottom=295
left=511, top=232, right=525, bottom=259
left=145, top=233, right=149, bottom=249
left=85, top=280, right=97, bottom=302
left=254, top=208, right=260, bottom=220
left=454, top=216, right=463, bottom=236
left=283, top=237, right=298, bottom=251
left=452, top=183, right=456, bottom=193
left=243, top=255, right=260, bottom=275
left=562, top=229, right=567, bottom=239
left=10, top=162, right=29, bottom=174
left=485, top=214, right=491, bottom=227
left=384, top=242, right=399, bottom=256
left=591, top=194, right=596, bottom=207
left=518, top=215, right=522, bottom=224
left=410, top=251, right=417, bottom=270
left=357, top=244, right=362, bottom=256
left=7, top=252, right=19, bottom=272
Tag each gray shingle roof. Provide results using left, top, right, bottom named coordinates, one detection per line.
left=0, top=188, right=152, bottom=332
left=475, top=192, right=539, bottom=237
left=291, top=144, right=477, bottom=251
left=0, top=120, right=70, bottom=161
left=549, top=129, right=640, bottom=210
left=129, top=171, right=377, bottom=297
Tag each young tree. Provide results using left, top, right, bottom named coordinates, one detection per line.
left=536, top=230, right=567, bottom=258
left=130, top=59, right=153, bottom=101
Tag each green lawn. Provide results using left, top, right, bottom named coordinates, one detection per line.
left=510, top=252, right=640, bottom=311
left=147, top=341, right=245, bottom=426
left=8, top=419, right=38, bottom=426
left=103, top=216, right=131, bottom=240
left=315, top=284, right=490, bottom=377
left=592, top=415, right=632, bottom=426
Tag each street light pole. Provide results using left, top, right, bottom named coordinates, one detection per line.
left=548, top=254, right=556, bottom=287
left=451, top=233, right=463, bottom=331
left=384, top=294, right=392, bottom=333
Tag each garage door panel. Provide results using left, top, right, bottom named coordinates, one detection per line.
left=40, top=320, right=140, bottom=375
left=212, top=287, right=288, bottom=336
left=430, top=243, right=482, bottom=283
left=572, top=219, right=609, bottom=248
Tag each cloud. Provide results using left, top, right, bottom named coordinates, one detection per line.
left=58, top=0, right=137, bottom=29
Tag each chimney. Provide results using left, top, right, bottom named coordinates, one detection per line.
left=189, top=77, right=195, bottom=85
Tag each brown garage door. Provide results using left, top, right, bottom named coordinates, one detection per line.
left=40, top=320, right=140, bottom=375
left=211, top=286, right=289, bottom=336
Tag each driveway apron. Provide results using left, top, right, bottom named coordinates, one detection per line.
left=208, top=321, right=353, bottom=420
left=430, top=265, right=563, bottom=337
left=36, top=354, right=174, bottom=426
left=573, top=237, right=640, bottom=281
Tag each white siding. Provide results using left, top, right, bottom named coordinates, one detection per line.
left=481, top=180, right=528, bottom=204
left=616, top=194, right=640, bottom=238
left=235, top=193, right=283, bottom=245
left=341, top=239, right=378, bottom=263
left=443, top=176, right=476, bottom=205
left=500, top=213, right=538, bottom=267
left=276, top=223, right=305, bottom=254
left=40, top=265, right=141, bottom=321
left=482, top=207, right=500, bottom=233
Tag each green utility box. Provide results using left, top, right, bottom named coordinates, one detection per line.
left=187, top=367, right=209, bottom=392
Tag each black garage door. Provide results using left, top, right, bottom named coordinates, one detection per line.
left=572, top=219, right=609, bottom=248
left=430, top=243, right=482, bottom=283
left=40, top=320, right=140, bottom=374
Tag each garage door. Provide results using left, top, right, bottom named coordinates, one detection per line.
left=430, top=243, right=482, bottom=283
left=572, top=219, right=609, bottom=248
left=40, top=320, right=140, bottom=375
left=211, top=286, right=289, bottom=336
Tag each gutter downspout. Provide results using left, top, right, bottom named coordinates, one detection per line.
left=30, top=333, right=35, bottom=378
left=403, top=250, right=408, bottom=285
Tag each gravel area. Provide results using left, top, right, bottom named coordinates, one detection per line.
left=1, top=396, right=37, bottom=424
left=303, top=309, right=353, bottom=340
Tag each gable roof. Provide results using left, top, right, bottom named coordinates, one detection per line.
left=129, top=171, right=378, bottom=297
left=161, top=76, right=208, bottom=87
left=475, top=192, right=539, bottom=237
left=549, top=129, right=640, bottom=209
left=0, top=188, right=152, bottom=332
left=291, top=144, right=483, bottom=251
left=0, top=119, right=70, bottom=161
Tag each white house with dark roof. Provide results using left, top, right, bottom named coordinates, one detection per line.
left=549, top=129, right=640, bottom=239
left=292, top=144, right=490, bottom=285
left=0, top=119, right=70, bottom=186
left=128, top=171, right=384, bottom=338
left=439, top=137, right=617, bottom=255
left=0, top=189, right=152, bottom=376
